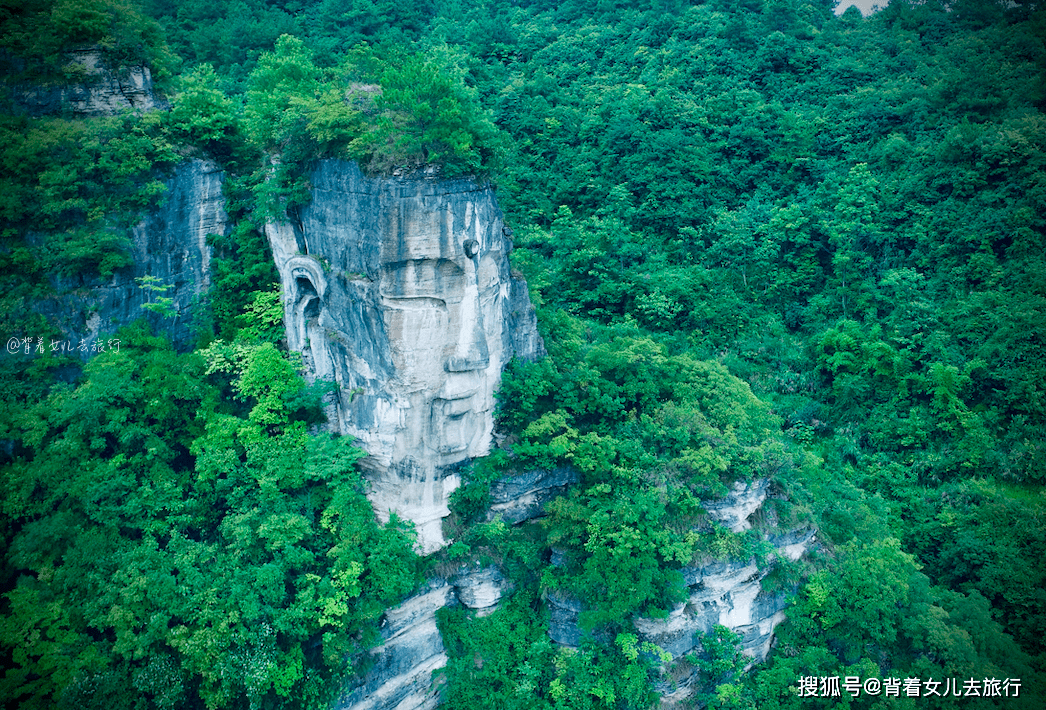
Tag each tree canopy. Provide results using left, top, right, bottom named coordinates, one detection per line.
left=3, top=0, right=1045, bottom=707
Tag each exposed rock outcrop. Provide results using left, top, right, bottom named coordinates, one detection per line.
left=452, top=566, right=512, bottom=617
left=545, top=478, right=816, bottom=707
left=7, top=48, right=164, bottom=117
left=547, top=591, right=586, bottom=647
left=703, top=477, right=771, bottom=533
left=266, top=160, right=543, bottom=553
left=334, top=466, right=567, bottom=709
left=37, top=159, right=224, bottom=352
left=487, top=466, right=579, bottom=524
left=337, top=581, right=455, bottom=710
left=336, top=566, right=511, bottom=710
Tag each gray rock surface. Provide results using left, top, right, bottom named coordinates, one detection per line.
left=336, top=566, right=511, bottom=710
left=92, top=159, right=222, bottom=347
left=703, top=477, right=770, bottom=532
left=42, top=159, right=224, bottom=352
left=487, top=467, right=579, bottom=524
left=547, top=591, right=586, bottom=648
left=452, top=566, right=512, bottom=616
left=266, top=160, right=543, bottom=553
left=336, top=581, right=456, bottom=710
left=8, top=48, right=165, bottom=117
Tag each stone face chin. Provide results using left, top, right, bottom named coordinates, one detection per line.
left=266, top=160, right=543, bottom=554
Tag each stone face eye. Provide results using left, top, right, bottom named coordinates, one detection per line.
left=463, top=239, right=480, bottom=259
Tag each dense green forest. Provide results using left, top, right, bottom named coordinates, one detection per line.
left=2, top=0, right=1045, bottom=708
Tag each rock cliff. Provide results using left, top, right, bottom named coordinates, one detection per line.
left=546, top=477, right=816, bottom=708
left=43, top=159, right=224, bottom=352
left=55, top=153, right=812, bottom=710
left=7, top=48, right=165, bottom=117
left=90, top=160, right=222, bottom=345
left=265, top=160, right=543, bottom=553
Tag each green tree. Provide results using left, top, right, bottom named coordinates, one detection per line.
left=366, top=53, right=502, bottom=175
left=826, top=163, right=881, bottom=320
left=244, top=35, right=322, bottom=152
left=167, top=64, right=252, bottom=166
left=0, top=325, right=419, bottom=709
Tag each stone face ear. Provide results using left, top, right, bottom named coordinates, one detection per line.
left=463, top=238, right=480, bottom=259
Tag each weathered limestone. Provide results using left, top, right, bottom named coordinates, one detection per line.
left=8, top=48, right=164, bottom=117
left=703, top=477, right=770, bottom=533
left=334, top=467, right=561, bottom=710
left=452, top=566, right=513, bottom=617
left=336, top=581, right=456, bottom=710
left=486, top=467, right=579, bottom=524
left=336, top=566, right=511, bottom=710
left=46, top=159, right=224, bottom=352
left=62, top=49, right=163, bottom=115
left=266, top=160, right=543, bottom=553
left=547, top=591, right=586, bottom=647
left=638, top=554, right=800, bottom=661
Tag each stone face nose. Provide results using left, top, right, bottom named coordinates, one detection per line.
left=445, top=270, right=490, bottom=372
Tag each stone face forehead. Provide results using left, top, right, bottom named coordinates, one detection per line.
left=303, top=160, right=501, bottom=275
left=381, top=198, right=462, bottom=263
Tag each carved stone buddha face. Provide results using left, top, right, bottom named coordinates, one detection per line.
left=266, top=162, right=539, bottom=553
left=379, top=236, right=496, bottom=455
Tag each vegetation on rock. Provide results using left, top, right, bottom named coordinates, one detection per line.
left=2, top=0, right=1045, bottom=707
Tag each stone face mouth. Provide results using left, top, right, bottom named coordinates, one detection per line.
left=445, top=355, right=489, bottom=371
left=434, top=396, right=476, bottom=415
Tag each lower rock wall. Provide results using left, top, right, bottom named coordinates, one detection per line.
left=335, top=466, right=568, bottom=710
left=547, top=478, right=816, bottom=708
left=335, top=582, right=455, bottom=710
left=336, top=475, right=814, bottom=710
left=548, top=529, right=814, bottom=660
left=335, top=567, right=511, bottom=710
